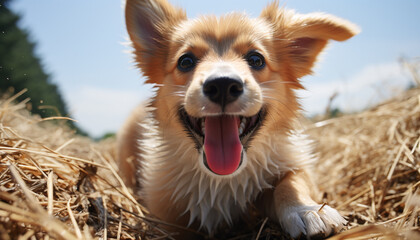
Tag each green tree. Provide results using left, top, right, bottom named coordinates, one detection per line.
left=0, top=0, right=86, bottom=135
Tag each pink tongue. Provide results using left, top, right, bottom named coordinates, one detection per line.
left=204, top=116, right=242, bottom=175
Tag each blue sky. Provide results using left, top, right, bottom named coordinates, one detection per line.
left=10, top=0, right=420, bottom=137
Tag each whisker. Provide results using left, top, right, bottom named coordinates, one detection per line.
left=259, top=80, right=277, bottom=85
left=173, top=91, right=186, bottom=95
left=259, top=80, right=298, bottom=86
left=261, top=88, right=277, bottom=93
left=158, top=92, right=186, bottom=99
left=153, top=83, right=187, bottom=89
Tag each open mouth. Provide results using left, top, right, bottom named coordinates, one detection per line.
left=179, top=108, right=266, bottom=175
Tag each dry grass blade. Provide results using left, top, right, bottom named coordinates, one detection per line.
left=40, top=116, right=78, bottom=122
left=67, top=199, right=83, bottom=239
left=0, top=146, right=107, bottom=168
left=327, top=225, right=400, bottom=240
left=255, top=217, right=268, bottom=240
left=47, top=171, right=54, bottom=215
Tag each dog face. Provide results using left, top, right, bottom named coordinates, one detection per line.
left=125, top=0, right=358, bottom=176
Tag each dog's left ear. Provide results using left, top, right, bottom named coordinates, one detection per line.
left=260, top=3, right=360, bottom=78
left=125, top=0, right=186, bottom=83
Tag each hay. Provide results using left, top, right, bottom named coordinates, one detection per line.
left=0, top=88, right=419, bottom=239
left=0, top=91, right=170, bottom=239
left=307, top=87, right=420, bottom=239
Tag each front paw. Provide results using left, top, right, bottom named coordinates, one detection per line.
left=278, top=204, right=346, bottom=239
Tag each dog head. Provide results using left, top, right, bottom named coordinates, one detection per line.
left=125, top=0, right=359, bottom=176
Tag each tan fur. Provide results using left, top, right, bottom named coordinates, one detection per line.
left=119, top=0, right=359, bottom=238
left=117, top=102, right=148, bottom=189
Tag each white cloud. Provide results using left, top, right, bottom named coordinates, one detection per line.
left=299, top=62, right=413, bottom=115
left=67, top=85, right=153, bottom=137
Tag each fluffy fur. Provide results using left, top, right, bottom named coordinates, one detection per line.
left=118, top=0, right=359, bottom=238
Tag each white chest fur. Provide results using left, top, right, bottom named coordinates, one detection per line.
left=138, top=119, right=315, bottom=233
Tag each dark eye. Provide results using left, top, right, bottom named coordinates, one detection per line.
left=246, top=51, right=265, bottom=70
left=177, top=53, right=197, bottom=72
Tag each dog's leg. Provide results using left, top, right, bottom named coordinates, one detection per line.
left=273, top=170, right=346, bottom=239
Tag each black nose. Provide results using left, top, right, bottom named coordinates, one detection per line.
left=203, top=75, right=244, bottom=109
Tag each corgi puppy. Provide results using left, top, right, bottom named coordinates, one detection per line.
left=118, top=0, right=359, bottom=238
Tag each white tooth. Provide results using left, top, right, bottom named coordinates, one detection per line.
left=238, top=122, right=245, bottom=135
left=201, top=119, right=205, bottom=133
left=238, top=118, right=246, bottom=135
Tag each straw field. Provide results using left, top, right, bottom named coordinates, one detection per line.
left=0, top=87, right=419, bottom=239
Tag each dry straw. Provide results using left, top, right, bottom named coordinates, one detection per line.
left=0, top=88, right=419, bottom=239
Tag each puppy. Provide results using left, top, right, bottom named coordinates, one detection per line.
left=118, top=0, right=359, bottom=238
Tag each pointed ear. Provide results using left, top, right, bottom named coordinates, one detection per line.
left=125, top=0, right=186, bottom=53
left=260, top=3, right=360, bottom=78
left=125, top=0, right=186, bottom=82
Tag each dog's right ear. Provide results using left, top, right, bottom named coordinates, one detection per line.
left=260, top=2, right=359, bottom=80
left=125, top=0, right=186, bottom=82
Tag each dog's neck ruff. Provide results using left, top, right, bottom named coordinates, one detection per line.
left=138, top=114, right=315, bottom=233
